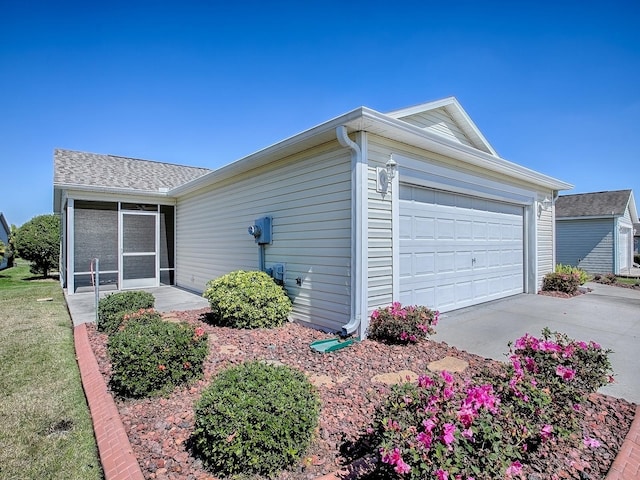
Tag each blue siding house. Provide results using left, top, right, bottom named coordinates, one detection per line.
left=556, top=190, right=638, bottom=274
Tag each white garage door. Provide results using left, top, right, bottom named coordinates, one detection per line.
left=619, top=227, right=631, bottom=272
left=399, top=185, right=524, bottom=312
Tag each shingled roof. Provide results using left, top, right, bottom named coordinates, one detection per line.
left=555, top=190, right=633, bottom=218
left=54, top=149, right=211, bottom=193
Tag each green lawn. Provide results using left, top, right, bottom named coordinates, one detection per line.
left=0, top=261, right=102, bottom=479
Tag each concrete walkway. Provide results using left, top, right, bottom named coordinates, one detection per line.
left=65, top=286, right=210, bottom=326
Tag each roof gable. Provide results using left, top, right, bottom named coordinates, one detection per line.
left=54, top=149, right=211, bottom=193
left=385, top=97, right=497, bottom=156
left=556, top=190, right=636, bottom=218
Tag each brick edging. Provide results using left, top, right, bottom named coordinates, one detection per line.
left=605, top=404, right=640, bottom=480
left=74, top=323, right=144, bottom=480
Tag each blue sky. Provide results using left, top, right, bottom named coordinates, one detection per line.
left=1, top=0, right=639, bottom=227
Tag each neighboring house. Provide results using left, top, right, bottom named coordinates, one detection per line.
left=634, top=222, right=640, bottom=256
left=0, top=212, right=10, bottom=270
left=54, top=97, right=572, bottom=337
left=555, top=190, right=638, bottom=274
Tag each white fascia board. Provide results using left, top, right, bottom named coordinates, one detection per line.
left=170, top=107, right=368, bottom=196
left=55, top=185, right=173, bottom=206
left=171, top=105, right=572, bottom=197
left=359, top=109, right=574, bottom=191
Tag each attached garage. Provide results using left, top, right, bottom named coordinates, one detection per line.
left=55, top=96, right=573, bottom=338
left=399, top=185, right=524, bottom=312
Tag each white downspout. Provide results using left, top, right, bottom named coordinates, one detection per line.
left=336, top=125, right=365, bottom=337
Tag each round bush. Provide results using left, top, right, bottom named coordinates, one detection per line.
left=192, top=361, right=320, bottom=477
left=107, top=318, right=208, bottom=398
left=202, top=270, right=292, bottom=328
left=97, top=290, right=155, bottom=333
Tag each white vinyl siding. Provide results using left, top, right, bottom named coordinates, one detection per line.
left=366, top=141, right=395, bottom=312
left=536, top=204, right=554, bottom=287
left=176, top=142, right=352, bottom=333
left=395, top=108, right=476, bottom=149
left=556, top=218, right=614, bottom=274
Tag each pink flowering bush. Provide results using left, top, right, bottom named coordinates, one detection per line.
left=368, top=371, right=524, bottom=479
left=358, top=328, right=614, bottom=479
left=368, top=302, right=439, bottom=344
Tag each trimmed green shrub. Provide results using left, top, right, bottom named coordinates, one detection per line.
left=107, top=317, right=208, bottom=398
left=541, top=271, right=581, bottom=294
left=192, top=361, right=320, bottom=478
left=97, top=290, right=155, bottom=333
left=202, top=270, right=292, bottom=328
left=555, top=264, right=590, bottom=285
left=368, top=302, right=439, bottom=344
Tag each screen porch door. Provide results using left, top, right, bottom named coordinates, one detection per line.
left=120, top=211, right=159, bottom=289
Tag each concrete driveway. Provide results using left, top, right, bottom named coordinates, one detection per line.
left=434, top=282, right=640, bottom=404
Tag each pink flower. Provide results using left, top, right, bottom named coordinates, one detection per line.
left=371, top=309, right=380, bottom=319
left=394, top=459, right=411, bottom=475
left=555, top=365, right=576, bottom=381
left=584, top=436, right=601, bottom=448
left=423, top=417, right=437, bottom=432
left=418, top=375, right=434, bottom=388
left=590, top=340, right=601, bottom=349
left=540, top=424, right=553, bottom=441
left=381, top=447, right=411, bottom=474
left=462, top=427, right=474, bottom=440
left=442, top=423, right=456, bottom=446
left=435, top=469, right=449, bottom=480
left=416, top=431, right=433, bottom=449
left=505, top=460, right=523, bottom=477
left=194, top=327, right=205, bottom=337
left=441, top=370, right=454, bottom=384
left=576, top=341, right=588, bottom=350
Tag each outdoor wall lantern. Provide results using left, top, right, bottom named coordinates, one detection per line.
left=537, top=196, right=553, bottom=217
left=377, top=154, right=398, bottom=194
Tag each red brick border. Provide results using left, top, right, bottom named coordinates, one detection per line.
left=605, top=404, right=640, bottom=480
left=74, top=323, right=144, bottom=480
left=74, top=320, right=639, bottom=480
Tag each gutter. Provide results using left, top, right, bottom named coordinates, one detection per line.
left=336, top=125, right=364, bottom=337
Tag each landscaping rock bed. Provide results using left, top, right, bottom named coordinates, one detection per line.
left=87, top=308, right=636, bottom=480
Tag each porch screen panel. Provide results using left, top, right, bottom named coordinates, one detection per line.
left=159, top=205, right=175, bottom=269
left=122, top=255, right=155, bottom=280
left=123, top=215, right=155, bottom=252
left=74, top=201, right=118, bottom=272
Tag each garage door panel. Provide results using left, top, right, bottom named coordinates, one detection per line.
left=399, top=185, right=524, bottom=313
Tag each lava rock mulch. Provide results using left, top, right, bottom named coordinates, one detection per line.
left=87, top=308, right=637, bottom=480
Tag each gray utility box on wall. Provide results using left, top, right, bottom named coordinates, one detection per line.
left=248, top=216, right=272, bottom=244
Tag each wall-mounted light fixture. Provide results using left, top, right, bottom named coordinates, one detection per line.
left=376, top=154, right=398, bottom=194
left=537, top=196, right=553, bottom=217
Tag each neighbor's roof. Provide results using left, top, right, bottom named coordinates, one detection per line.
left=0, top=212, right=9, bottom=235
left=556, top=190, right=636, bottom=218
left=54, top=149, right=211, bottom=193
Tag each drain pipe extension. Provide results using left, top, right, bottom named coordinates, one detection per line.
left=336, top=125, right=364, bottom=337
